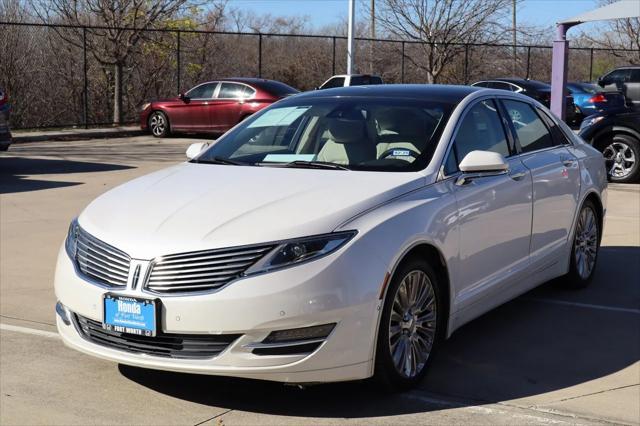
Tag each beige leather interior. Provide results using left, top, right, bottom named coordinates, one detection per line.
left=316, top=118, right=376, bottom=165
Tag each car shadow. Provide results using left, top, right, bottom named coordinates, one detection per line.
left=119, top=246, right=639, bottom=418
left=0, top=157, right=134, bottom=194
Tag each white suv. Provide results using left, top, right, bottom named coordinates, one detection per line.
left=317, top=74, right=384, bottom=90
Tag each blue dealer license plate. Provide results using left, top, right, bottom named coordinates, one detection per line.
left=103, top=294, right=156, bottom=336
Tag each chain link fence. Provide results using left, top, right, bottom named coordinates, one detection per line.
left=1, top=21, right=638, bottom=130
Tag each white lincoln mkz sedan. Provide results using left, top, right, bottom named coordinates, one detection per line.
left=55, top=85, right=607, bottom=389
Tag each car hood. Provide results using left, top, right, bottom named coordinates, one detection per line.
left=79, top=163, right=424, bottom=259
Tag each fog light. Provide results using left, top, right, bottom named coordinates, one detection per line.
left=55, top=301, right=70, bottom=325
left=263, top=323, right=336, bottom=344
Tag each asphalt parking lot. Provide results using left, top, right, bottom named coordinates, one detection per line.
left=1, top=136, right=639, bottom=426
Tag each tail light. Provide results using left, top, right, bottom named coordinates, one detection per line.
left=588, top=93, right=607, bottom=103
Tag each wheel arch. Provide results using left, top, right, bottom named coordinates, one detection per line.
left=383, top=242, right=452, bottom=338
left=592, top=126, right=640, bottom=151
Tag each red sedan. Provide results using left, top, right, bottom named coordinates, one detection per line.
left=140, top=78, right=299, bottom=137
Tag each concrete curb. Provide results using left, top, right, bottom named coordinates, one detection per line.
left=11, top=126, right=144, bottom=143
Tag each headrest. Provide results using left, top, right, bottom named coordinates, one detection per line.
left=377, top=109, right=425, bottom=137
left=328, top=118, right=365, bottom=144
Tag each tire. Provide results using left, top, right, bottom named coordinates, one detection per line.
left=148, top=111, right=170, bottom=138
left=374, top=256, right=444, bottom=391
left=561, top=200, right=601, bottom=289
left=601, top=134, right=640, bottom=183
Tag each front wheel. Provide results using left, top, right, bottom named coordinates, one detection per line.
left=602, top=134, right=639, bottom=183
left=374, top=257, right=443, bottom=390
left=148, top=111, right=170, bottom=138
left=562, top=200, right=601, bottom=289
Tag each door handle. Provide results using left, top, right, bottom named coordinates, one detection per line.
left=561, top=157, right=576, bottom=167
left=509, top=171, right=527, bottom=181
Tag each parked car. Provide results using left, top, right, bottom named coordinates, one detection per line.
left=597, top=66, right=640, bottom=107
left=140, top=78, right=299, bottom=138
left=566, top=82, right=626, bottom=118
left=56, top=85, right=606, bottom=389
left=0, top=89, right=12, bottom=151
left=471, top=78, right=579, bottom=123
left=317, top=74, right=384, bottom=90
left=579, top=107, right=640, bottom=183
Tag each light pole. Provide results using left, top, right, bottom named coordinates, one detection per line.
left=347, top=0, right=356, bottom=74
left=370, top=0, right=375, bottom=73
left=512, top=0, right=517, bottom=74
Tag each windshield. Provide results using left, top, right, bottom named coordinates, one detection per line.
left=196, top=97, right=453, bottom=172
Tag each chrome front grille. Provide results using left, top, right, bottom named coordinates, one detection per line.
left=75, top=227, right=130, bottom=288
left=146, top=244, right=275, bottom=293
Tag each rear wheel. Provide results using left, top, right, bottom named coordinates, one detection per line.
left=148, top=111, right=170, bottom=138
left=374, top=257, right=443, bottom=390
left=562, top=200, right=600, bottom=289
left=601, top=134, right=639, bottom=183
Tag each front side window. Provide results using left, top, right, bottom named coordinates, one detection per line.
left=186, top=83, right=216, bottom=99
left=630, top=69, right=640, bottom=83
left=605, top=69, right=631, bottom=83
left=503, top=100, right=553, bottom=153
left=197, top=98, right=453, bottom=172
left=443, top=100, right=510, bottom=175
left=321, top=77, right=345, bottom=89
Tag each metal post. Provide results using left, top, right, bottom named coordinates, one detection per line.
left=551, top=23, right=576, bottom=120
left=512, top=0, right=517, bottom=74
left=347, top=0, right=355, bottom=74
left=332, top=36, right=336, bottom=75
left=589, top=48, right=594, bottom=81
left=258, top=33, right=263, bottom=77
left=401, top=41, right=405, bottom=83
left=525, top=46, right=531, bottom=79
left=176, top=31, right=181, bottom=94
left=83, top=26, right=88, bottom=129
left=464, top=44, right=469, bottom=84
left=370, top=0, right=375, bottom=73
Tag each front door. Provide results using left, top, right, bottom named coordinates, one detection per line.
left=169, top=82, right=217, bottom=131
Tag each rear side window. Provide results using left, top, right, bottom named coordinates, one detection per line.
left=444, top=100, right=510, bottom=174
left=218, top=83, right=245, bottom=99
left=489, top=82, right=513, bottom=91
left=350, top=76, right=382, bottom=85
left=503, top=100, right=554, bottom=153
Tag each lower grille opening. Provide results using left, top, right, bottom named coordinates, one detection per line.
left=72, top=313, right=241, bottom=359
left=252, top=341, right=323, bottom=356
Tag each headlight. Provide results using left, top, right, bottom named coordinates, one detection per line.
left=245, top=231, right=357, bottom=274
left=140, top=102, right=151, bottom=112
left=65, top=218, right=79, bottom=258
left=580, top=115, right=604, bottom=130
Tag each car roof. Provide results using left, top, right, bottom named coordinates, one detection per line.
left=329, top=74, right=381, bottom=78
left=216, top=78, right=285, bottom=85
left=292, top=84, right=480, bottom=102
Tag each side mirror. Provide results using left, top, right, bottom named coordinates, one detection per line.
left=597, top=77, right=606, bottom=88
left=179, top=93, right=190, bottom=103
left=459, top=150, right=508, bottom=173
left=186, top=142, right=207, bottom=160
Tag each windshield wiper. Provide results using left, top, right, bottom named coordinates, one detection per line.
left=191, top=156, right=245, bottom=166
left=282, top=160, right=351, bottom=171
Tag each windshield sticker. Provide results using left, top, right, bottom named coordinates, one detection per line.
left=392, top=149, right=411, bottom=156
left=263, top=154, right=316, bottom=163
left=248, top=106, right=310, bottom=128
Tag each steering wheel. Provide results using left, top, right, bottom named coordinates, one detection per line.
left=379, top=147, right=421, bottom=160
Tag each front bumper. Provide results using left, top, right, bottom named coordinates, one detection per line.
left=54, top=242, right=382, bottom=383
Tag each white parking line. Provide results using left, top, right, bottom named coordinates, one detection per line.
left=523, top=298, right=640, bottom=314
left=0, top=323, right=60, bottom=339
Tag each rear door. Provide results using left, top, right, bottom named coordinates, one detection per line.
left=210, top=82, right=247, bottom=131
left=500, top=99, right=580, bottom=267
left=627, top=69, right=640, bottom=106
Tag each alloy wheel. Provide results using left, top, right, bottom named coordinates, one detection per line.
left=574, top=206, right=598, bottom=280
left=149, top=112, right=166, bottom=137
left=603, top=141, right=636, bottom=179
left=388, top=270, right=437, bottom=379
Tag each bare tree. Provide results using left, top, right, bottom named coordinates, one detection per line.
left=375, top=0, right=512, bottom=83
left=31, top=0, right=193, bottom=124
left=580, top=0, right=640, bottom=64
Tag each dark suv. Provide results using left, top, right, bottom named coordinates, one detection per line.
left=597, top=66, right=640, bottom=107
